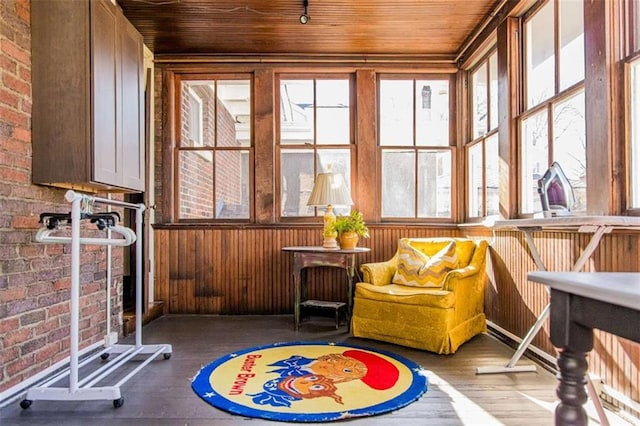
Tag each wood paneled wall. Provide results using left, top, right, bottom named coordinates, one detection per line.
left=154, top=224, right=639, bottom=406
left=478, top=228, right=640, bottom=407
left=153, top=225, right=459, bottom=314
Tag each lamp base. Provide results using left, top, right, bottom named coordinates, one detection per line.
left=322, top=237, right=339, bottom=249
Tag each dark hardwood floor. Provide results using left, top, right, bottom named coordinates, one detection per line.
left=0, top=315, right=629, bottom=425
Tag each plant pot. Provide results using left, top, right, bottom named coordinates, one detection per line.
left=339, top=231, right=359, bottom=250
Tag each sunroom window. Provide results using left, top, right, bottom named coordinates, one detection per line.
left=520, top=0, right=586, bottom=215
left=630, top=57, right=640, bottom=209
left=177, top=78, right=252, bottom=220
left=467, top=50, right=499, bottom=219
left=379, top=76, right=453, bottom=219
left=278, top=77, right=353, bottom=218
left=626, top=0, right=640, bottom=211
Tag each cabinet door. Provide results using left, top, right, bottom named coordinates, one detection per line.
left=119, top=13, right=145, bottom=191
left=92, top=0, right=120, bottom=186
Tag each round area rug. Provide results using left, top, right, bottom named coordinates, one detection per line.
left=191, top=341, right=428, bottom=423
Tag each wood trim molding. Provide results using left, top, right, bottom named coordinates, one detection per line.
left=355, top=69, right=377, bottom=222
left=254, top=69, right=276, bottom=223
left=584, top=0, right=625, bottom=215
left=161, top=69, right=176, bottom=222
left=497, top=17, right=520, bottom=218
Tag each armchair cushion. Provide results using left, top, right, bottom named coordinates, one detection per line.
left=391, top=239, right=458, bottom=288
left=356, top=282, right=455, bottom=309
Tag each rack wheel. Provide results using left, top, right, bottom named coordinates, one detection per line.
left=20, top=399, right=32, bottom=409
left=113, top=397, right=124, bottom=408
left=100, top=353, right=110, bottom=360
left=163, top=353, right=172, bottom=360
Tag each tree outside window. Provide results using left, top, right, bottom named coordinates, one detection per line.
left=520, top=0, right=586, bottom=215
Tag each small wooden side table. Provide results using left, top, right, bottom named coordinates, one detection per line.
left=282, top=246, right=370, bottom=331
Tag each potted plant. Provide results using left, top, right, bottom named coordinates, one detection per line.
left=330, top=210, right=369, bottom=249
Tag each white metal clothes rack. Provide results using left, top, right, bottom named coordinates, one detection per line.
left=22, top=190, right=172, bottom=409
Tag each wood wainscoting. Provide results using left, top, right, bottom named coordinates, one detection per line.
left=479, top=227, right=640, bottom=412
left=153, top=225, right=460, bottom=315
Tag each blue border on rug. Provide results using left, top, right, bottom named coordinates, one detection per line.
left=191, top=341, right=428, bottom=423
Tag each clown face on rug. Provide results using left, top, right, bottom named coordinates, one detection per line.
left=191, top=341, right=428, bottom=423
left=249, top=349, right=400, bottom=407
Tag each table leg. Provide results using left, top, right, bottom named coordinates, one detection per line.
left=293, top=257, right=302, bottom=331
left=555, top=349, right=590, bottom=425
left=345, top=266, right=353, bottom=332
left=550, top=290, right=594, bottom=426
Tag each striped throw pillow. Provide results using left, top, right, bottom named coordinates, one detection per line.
left=392, top=239, right=458, bottom=288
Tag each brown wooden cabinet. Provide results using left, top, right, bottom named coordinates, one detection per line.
left=31, top=0, right=145, bottom=193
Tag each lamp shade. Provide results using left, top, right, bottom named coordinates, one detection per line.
left=307, top=171, right=353, bottom=207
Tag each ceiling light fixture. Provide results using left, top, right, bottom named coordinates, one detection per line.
left=299, top=0, right=309, bottom=24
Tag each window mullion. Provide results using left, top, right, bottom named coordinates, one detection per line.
left=482, top=139, right=487, bottom=217
left=414, top=150, right=419, bottom=219
left=413, top=80, right=418, bottom=219
left=554, top=0, right=560, bottom=96
left=547, top=103, right=554, bottom=164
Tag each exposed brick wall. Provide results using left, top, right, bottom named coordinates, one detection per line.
left=0, top=0, right=123, bottom=394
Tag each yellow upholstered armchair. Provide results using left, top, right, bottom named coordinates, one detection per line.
left=351, top=237, right=489, bottom=354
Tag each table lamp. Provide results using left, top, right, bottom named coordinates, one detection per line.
left=307, top=167, right=353, bottom=249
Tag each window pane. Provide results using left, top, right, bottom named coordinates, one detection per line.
left=472, top=63, right=488, bottom=138
left=280, top=149, right=351, bottom=217
left=215, top=150, right=249, bottom=219
left=216, top=80, right=251, bottom=147
left=559, top=0, right=584, bottom=91
left=489, top=53, right=499, bottom=131
left=468, top=143, right=484, bottom=218
left=316, top=80, right=350, bottom=145
left=281, top=149, right=315, bottom=217
left=632, top=59, right=640, bottom=208
left=526, top=1, right=555, bottom=108
left=181, top=81, right=215, bottom=147
left=521, top=110, right=549, bottom=213
left=380, top=80, right=413, bottom=146
left=316, top=149, right=352, bottom=216
left=382, top=150, right=415, bottom=217
left=418, top=151, right=451, bottom=218
left=178, top=151, right=214, bottom=219
left=280, top=80, right=314, bottom=145
left=485, top=134, right=500, bottom=216
left=187, top=89, right=203, bottom=146
left=552, top=90, right=586, bottom=213
left=416, top=80, right=449, bottom=146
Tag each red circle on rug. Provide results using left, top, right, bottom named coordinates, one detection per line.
left=342, top=349, right=400, bottom=390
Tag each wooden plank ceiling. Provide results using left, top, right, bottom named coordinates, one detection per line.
left=117, top=0, right=504, bottom=60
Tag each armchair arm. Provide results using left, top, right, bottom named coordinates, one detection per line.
left=442, top=240, right=488, bottom=291
left=442, top=264, right=486, bottom=327
left=442, top=265, right=480, bottom=292
left=359, top=258, right=397, bottom=286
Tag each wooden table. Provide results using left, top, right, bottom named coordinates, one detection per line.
left=282, top=246, right=370, bottom=330
left=528, top=271, right=640, bottom=426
